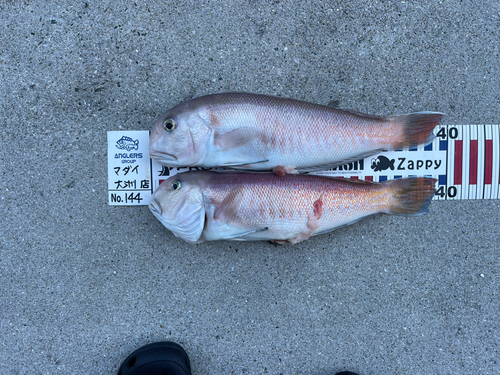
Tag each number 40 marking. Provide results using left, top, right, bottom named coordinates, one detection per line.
left=436, top=126, right=458, bottom=140
left=436, top=185, right=458, bottom=198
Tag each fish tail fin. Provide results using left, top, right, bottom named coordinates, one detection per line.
left=385, top=177, right=437, bottom=216
left=390, top=112, right=444, bottom=148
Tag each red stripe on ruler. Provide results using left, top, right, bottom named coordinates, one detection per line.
left=485, top=140, right=493, bottom=185
left=454, top=140, right=463, bottom=185
left=469, top=140, right=478, bottom=185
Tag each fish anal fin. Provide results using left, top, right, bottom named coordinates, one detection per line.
left=214, top=127, right=262, bottom=151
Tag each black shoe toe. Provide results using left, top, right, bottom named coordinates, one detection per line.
left=117, top=341, right=191, bottom=375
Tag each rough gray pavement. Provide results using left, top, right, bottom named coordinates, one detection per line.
left=1, top=1, right=499, bottom=374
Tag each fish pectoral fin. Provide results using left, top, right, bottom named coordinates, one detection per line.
left=296, top=149, right=386, bottom=173
left=222, top=159, right=269, bottom=167
left=214, top=127, right=263, bottom=151
left=213, top=187, right=245, bottom=224
left=221, top=227, right=269, bottom=240
left=214, top=127, right=270, bottom=167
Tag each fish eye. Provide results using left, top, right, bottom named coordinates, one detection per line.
left=163, top=117, right=176, bottom=132
left=171, top=180, right=182, bottom=191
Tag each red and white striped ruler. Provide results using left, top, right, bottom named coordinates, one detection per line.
left=440, top=124, right=499, bottom=200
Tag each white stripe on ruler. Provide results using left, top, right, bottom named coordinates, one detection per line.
left=485, top=125, right=492, bottom=199
left=461, top=125, right=469, bottom=199
left=447, top=125, right=455, bottom=200
left=469, top=125, right=477, bottom=199
left=493, top=124, right=500, bottom=199
left=476, top=126, right=485, bottom=200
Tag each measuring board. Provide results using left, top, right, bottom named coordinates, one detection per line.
left=108, top=125, right=500, bottom=205
left=313, top=124, right=500, bottom=201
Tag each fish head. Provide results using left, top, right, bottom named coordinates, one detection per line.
left=149, top=102, right=212, bottom=166
left=149, top=173, right=206, bottom=243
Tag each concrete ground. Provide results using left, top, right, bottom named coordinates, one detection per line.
left=1, top=1, right=499, bottom=374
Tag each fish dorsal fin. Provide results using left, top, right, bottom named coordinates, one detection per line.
left=213, top=186, right=245, bottom=224
left=339, top=109, right=386, bottom=121
left=214, top=127, right=262, bottom=151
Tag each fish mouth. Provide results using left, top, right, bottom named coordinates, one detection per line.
left=149, top=194, right=187, bottom=222
left=149, top=198, right=163, bottom=216
left=149, top=150, right=178, bottom=162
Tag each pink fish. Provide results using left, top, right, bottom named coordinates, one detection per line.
left=149, top=171, right=436, bottom=244
left=149, top=93, right=443, bottom=174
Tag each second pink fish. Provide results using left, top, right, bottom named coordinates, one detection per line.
left=149, top=93, right=443, bottom=174
left=149, top=172, right=436, bottom=244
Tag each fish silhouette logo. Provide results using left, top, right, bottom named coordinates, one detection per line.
left=116, top=136, right=139, bottom=151
left=371, top=156, right=395, bottom=172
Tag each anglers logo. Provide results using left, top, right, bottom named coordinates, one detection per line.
left=116, top=136, right=139, bottom=151
left=371, top=156, right=395, bottom=172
